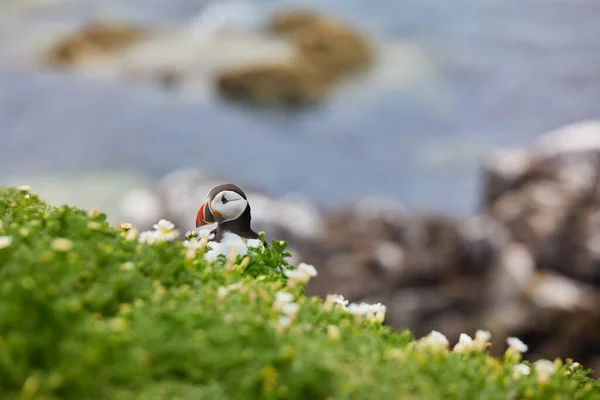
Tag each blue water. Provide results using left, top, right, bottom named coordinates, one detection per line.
left=1, top=0, right=600, bottom=216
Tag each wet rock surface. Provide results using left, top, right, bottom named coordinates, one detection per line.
left=119, top=120, right=600, bottom=375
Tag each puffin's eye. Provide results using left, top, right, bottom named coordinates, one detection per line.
left=221, top=195, right=229, bottom=204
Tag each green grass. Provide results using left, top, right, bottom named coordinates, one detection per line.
left=0, top=186, right=599, bottom=400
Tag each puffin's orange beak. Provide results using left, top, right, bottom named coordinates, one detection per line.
left=196, top=199, right=215, bottom=227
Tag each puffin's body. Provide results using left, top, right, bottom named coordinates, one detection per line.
left=196, top=183, right=263, bottom=244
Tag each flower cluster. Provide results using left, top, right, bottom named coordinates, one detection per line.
left=138, top=219, right=180, bottom=244
left=512, top=359, right=557, bottom=383
left=533, top=359, right=557, bottom=384
left=507, top=336, right=528, bottom=353
left=182, top=236, right=209, bottom=260
left=0, top=236, right=13, bottom=249
left=417, top=330, right=450, bottom=353
left=323, top=294, right=387, bottom=323
left=184, top=228, right=215, bottom=241
left=284, top=263, right=318, bottom=287
left=505, top=336, right=528, bottom=362
left=347, top=302, right=387, bottom=323
left=453, top=330, right=491, bottom=354
left=272, top=290, right=300, bottom=331
left=413, top=329, right=494, bottom=356
left=324, top=294, right=349, bottom=311
left=18, top=185, right=32, bottom=199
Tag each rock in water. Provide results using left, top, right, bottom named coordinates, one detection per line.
left=43, top=21, right=146, bottom=67
left=269, top=10, right=373, bottom=79
left=216, top=60, right=331, bottom=107
left=216, top=10, right=373, bottom=107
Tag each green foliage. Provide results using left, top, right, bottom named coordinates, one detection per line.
left=0, top=186, right=599, bottom=400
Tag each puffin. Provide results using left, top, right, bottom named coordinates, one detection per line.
left=195, top=183, right=264, bottom=244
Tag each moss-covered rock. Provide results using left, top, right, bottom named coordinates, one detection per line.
left=43, top=21, right=145, bottom=67
left=0, top=186, right=599, bottom=400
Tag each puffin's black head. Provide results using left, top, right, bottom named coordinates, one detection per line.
left=196, top=183, right=250, bottom=228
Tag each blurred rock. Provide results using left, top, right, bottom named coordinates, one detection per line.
left=217, top=61, right=330, bottom=107
left=216, top=10, right=373, bottom=107
left=269, top=10, right=373, bottom=79
left=118, top=120, right=600, bottom=376
left=43, top=21, right=146, bottom=67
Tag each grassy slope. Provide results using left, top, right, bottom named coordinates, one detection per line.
left=0, top=187, right=599, bottom=400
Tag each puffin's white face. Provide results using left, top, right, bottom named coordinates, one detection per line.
left=209, top=190, right=248, bottom=223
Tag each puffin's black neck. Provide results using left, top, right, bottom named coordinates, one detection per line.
left=214, top=205, right=259, bottom=241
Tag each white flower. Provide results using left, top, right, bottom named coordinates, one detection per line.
left=534, top=359, right=556, bottom=384
left=0, top=236, right=13, bottom=249
left=347, top=302, right=386, bottom=317
left=475, top=330, right=491, bottom=342
left=51, top=238, right=73, bottom=252
left=120, top=223, right=133, bottom=230
left=453, top=333, right=475, bottom=353
left=570, top=362, right=580, bottom=370
left=298, top=263, right=318, bottom=277
left=284, top=269, right=312, bottom=284
left=24, top=194, right=31, bottom=199
left=125, top=227, right=139, bottom=241
left=203, top=248, right=221, bottom=262
left=534, top=359, right=556, bottom=375
left=153, top=219, right=174, bottom=232
left=275, top=291, right=294, bottom=304
left=459, top=333, right=473, bottom=345
left=373, top=305, right=387, bottom=323
left=183, top=237, right=203, bottom=250
left=332, top=294, right=348, bottom=307
left=430, top=331, right=449, bottom=345
left=347, top=302, right=372, bottom=315
left=418, top=330, right=450, bottom=352
left=183, top=236, right=208, bottom=259
left=281, top=302, right=299, bottom=316
left=153, top=219, right=179, bottom=241
left=507, top=337, right=528, bottom=353
left=345, top=301, right=388, bottom=322
left=185, top=230, right=199, bottom=239
left=284, top=263, right=318, bottom=285
left=326, top=294, right=349, bottom=310
left=277, top=316, right=291, bottom=327
left=513, top=363, right=531, bottom=377
left=138, top=230, right=160, bottom=244
left=17, top=185, right=31, bottom=193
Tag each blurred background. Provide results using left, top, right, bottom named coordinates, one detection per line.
left=2, top=0, right=600, bottom=375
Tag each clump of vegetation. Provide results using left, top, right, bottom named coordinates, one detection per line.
left=0, top=186, right=598, bottom=400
